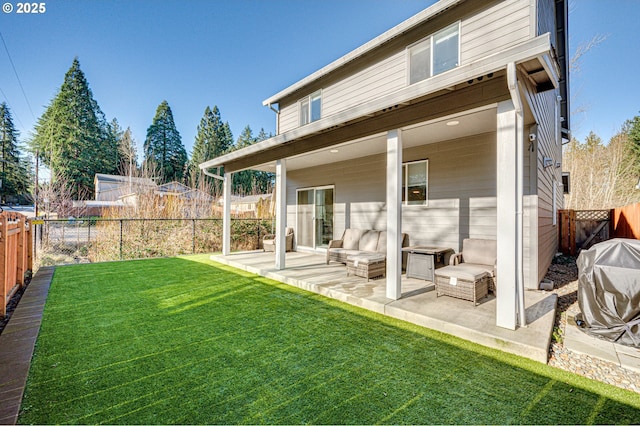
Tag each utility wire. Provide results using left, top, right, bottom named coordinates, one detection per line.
left=0, top=31, right=37, bottom=121
left=0, top=85, right=27, bottom=129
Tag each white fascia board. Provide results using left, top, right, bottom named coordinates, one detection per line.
left=201, top=34, right=553, bottom=171
left=538, top=51, right=561, bottom=89
left=262, top=0, right=465, bottom=106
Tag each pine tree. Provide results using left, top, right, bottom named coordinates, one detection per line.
left=144, top=101, right=187, bottom=183
left=118, top=127, right=138, bottom=176
left=30, top=58, right=116, bottom=199
left=232, top=126, right=257, bottom=195
left=189, top=105, right=233, bottom=189
left=230, top=126, right=273, bottom=195
left=0, top=103, right=30, bottom=203
left=108, top=118, right=125, bottom=173
left=625, top=115, right=640, bottom=175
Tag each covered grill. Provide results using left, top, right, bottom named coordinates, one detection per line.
left=576, top=238, right=640, bottom=347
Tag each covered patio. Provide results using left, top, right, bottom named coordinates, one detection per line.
left=210, top=250, right=557, bottom=363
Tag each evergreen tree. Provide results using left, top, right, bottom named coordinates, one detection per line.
left=230, top=126, right=273, bottom=195
left=29, top=58, right=116, bottom=198
left=144, top=101, right=187, bottom=183
left=232, top=126, right=257, bottom=195
left=0, top=103, right=30, bottom=203
left=108, top=118, right=125, bottom=174
left=118, top=127, right=138, bottom=176
left=189, top=105, right=233, bottom=189
left=625, top=115, right=640, bottom=174
left=254, top=128, right=274, bottom=194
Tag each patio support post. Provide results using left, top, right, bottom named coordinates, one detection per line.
left=222, top=172, right=232, bottom=256
left=386, top=129, right=403, bottom=300
left=275, top=159, right=287, bottom=270
left=496, top=99, right=521, bottom=330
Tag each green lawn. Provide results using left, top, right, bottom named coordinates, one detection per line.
left=19, top=255, right=640, bottom=424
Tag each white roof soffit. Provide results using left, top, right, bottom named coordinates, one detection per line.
left=262, top=0, right=466, bottom=106
left=200, top=34, right=555, bottom=171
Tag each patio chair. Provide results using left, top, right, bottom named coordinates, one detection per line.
left=263, top=227, right=294, bottom=252
left=433, top=238, right=497, bottom=305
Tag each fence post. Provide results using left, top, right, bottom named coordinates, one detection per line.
left=120, top=219, right=123, bottom=260
left=0, top=215, right=7, bottom=317
left=27, top=219, right=33, bottom=273
left=257, top=219, right=261, bottom=250
left=192, top=219, right=196, bottom=254
left=16, top=217, right=25, bottom=286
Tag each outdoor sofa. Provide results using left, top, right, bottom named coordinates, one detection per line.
left=434, top=238, right=497, bottom=305
left=326, top=229, right=409, bottom=280
left=263, top=227, right=294, bottom=252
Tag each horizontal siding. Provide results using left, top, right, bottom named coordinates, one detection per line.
left=461, top=0, right=531, bottom=64
left=276, top=0, right=536, bottom=135
left=286, top=132, right=500, bottom=253
left=323, top=52, right=406, bottom=117
left=279, top=104, right=298, bottom=134
left=521, top=77, right=562, bottom=286
left=392, top=133, right=497, bottom=250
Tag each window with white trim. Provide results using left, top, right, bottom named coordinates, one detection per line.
left=409, top=22, right=460, bottom=85
left=402, top=160, right=428, bottom=205
left=299, top=90, right=322, bottom=125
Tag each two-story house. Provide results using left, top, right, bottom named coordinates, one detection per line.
left=200, top=0, right=569, bottom=330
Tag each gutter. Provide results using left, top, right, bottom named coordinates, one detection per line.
left=507, top=62, right=527, bottom=329
left=200, top=35, right=555, bottom=173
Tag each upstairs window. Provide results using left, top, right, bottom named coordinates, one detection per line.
left=300, top=90, right=322, bottom=125
left=409, top=22, right=460, bottom=85
left=402, top=159, right=428, bottom=206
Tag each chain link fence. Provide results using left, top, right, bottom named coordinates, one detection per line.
left=33, top=218, right=275, bottom=267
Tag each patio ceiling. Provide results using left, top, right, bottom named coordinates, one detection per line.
left=254, top=107, right=497, bottom=172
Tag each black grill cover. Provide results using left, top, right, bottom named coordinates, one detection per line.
left=576, top=238, right=640, bottom=347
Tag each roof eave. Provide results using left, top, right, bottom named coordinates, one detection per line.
left=262, top=0, right=466, bottom=106
left=203, top=34, right=555, bottom=172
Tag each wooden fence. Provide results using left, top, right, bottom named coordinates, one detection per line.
left=1, top=212, right=32, bottom=317
left=558, top=202, right=640, bottom=255
left=611, top=202, right=640, bottom=239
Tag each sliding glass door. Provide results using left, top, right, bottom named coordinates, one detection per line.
left=296, top=186, right=334, bottom=249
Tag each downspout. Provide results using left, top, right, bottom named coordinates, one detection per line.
left=268, top=103, right=280, bottom=135
left=507, top=62, right=527, bottom=328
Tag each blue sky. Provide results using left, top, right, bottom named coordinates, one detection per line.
left=0, top=0, right=638, bottom=161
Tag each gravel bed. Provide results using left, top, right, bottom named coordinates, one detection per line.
left=545, top=255, right=640, bottom=394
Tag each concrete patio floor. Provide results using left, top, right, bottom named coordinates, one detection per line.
left=211, top=250, right=557, bottom=363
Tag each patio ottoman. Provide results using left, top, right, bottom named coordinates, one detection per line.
left=346, top=253, right=386, bottom=281
left=434, top=264, right=489, bottom=306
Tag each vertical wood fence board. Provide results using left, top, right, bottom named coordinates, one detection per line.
left=612, top=202, right=640, bottom=239
left=16, top=218, right=25, bottom=285
left=0, top=217, right=8, bottom=317
left=0, top=213, right=33, bottom=317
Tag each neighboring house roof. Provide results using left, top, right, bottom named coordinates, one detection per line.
left=94, top=173, right=156, bottom=187
left=217, top=194, right=271, bottom=205
left=155, top=181, right=193, bottom=195
left=180, top=189, right=214, bottom=201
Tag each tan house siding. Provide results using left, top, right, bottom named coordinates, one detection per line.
left=277, top=0, right=535, bottom=135
left=460, top=0, right=531, bottom=64
left=285, top=132, right=532, bottom=267
left=403, top=133, right=497, bottom=250
left=286, top=153, right=386, bottom=243
left=323, top=52, right=407, bottom=118
left=279, top=103, right=298, bottom=135
left=523, top=81, right=562, bottom=288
